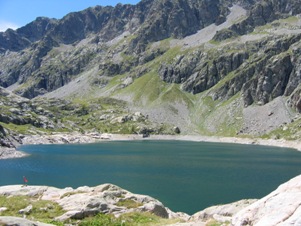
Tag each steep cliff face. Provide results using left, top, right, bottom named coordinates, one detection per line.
left=221, top=0, right=301, bottom=37
left=0, top=0, right=228, bottom=97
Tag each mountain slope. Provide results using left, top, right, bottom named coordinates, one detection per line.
left=1, top=0, right=301, bottom=138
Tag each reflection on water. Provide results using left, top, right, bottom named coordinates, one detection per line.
left=1, top=140, right=301, bottom=214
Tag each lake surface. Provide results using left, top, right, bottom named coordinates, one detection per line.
left=1, top=140, right=301, bottom=214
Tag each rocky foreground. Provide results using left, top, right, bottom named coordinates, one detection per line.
left=0, top=174, right=301, bottom=226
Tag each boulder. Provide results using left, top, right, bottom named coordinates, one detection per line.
left=19, top=205, right=33, bottom=215
left=232, top=174, right=301, bottom=226
left=0, top=216, right=53, bottom=226
left=191, top=199, right=257, bottom=223
left=139, top=202, right=169, bottom=218
left=173, top=126, right=181, bottom=134
left=0, top=207, right=8, bottom=212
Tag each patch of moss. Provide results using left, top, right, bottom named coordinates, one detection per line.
left=116, top=199, right=143, bottom=209
left=80, top=212, right=180, bottom=226
left=60, top=191, right=86, bottom=199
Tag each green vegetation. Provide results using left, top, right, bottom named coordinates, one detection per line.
left=190, top=92, right=244, bottom=137
left=60, top=191, right=86, bottom=199
left=0, top=195, right=180, bottom=226
left=0, top=195, right=64, bottom=225
left=272, top=16, right=299, bottom=25
left=79, top=212, right=180, bottom=226
left=0, top=122, right=42, bottom=135
left=206, top=219, right=231, bottom=226
left=116, top=199, right=143, bottom=209
left=116, top=70, right=166, bottom=105
left=208, top=39, right=220, bottom=45
left=79, top=213, right=124, bottom=226
left=262, top=117, right=301, bottom=140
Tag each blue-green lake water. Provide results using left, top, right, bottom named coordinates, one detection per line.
left=1, top=140, right=301, bottom=214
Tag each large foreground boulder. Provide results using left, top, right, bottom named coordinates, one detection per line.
left=232, top=175, right=301, bottom=226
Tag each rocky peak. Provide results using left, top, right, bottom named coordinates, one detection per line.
left=225, top=0, right=301, bottom=37
left=17, top=17, right=58, bottom=43
left=129, top=0, right=228, bottom=52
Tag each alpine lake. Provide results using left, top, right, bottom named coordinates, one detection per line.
left=1, top=140, right=301, bottom=215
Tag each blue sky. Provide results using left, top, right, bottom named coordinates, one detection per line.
left=0, top=0, right=140, bottom=31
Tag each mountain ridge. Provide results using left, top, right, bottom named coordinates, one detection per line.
left=1, top=0, right=301, bottom=140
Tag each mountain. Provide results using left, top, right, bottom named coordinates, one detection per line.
left=1, top=0, right=301, bottom=140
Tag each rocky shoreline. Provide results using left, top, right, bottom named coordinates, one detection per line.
left=1, top=133, right=301, bottom=160
left=0, top=175, right=301, bottom=226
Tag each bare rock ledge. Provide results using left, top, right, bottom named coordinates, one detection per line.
left=0, top=175, right=301, bottom=225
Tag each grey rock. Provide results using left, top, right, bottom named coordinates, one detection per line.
left=191, top=199, right=257, bottom=222
left=19, top=204, right=33, bottom=215
left=232, top=174, right=301, bottom=226
left=0, top=207, right=8, bottom=212
left=0, top=216, right=54, bottom=226
left=173, top=126, right=181, bottom=134
left=139, top=202, right=169, bottom=218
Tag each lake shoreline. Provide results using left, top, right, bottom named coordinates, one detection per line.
left=1, top=133, right=301, bottom=159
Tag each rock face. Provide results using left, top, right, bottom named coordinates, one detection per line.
left=0, top=184, right=188, bottom=222
left=160, top=34, right=301, bottom=107
left=1, top=0, right=300, bottom=109
left=0, top=0, right=229, bottom=97
left=225, top=0, right=301, bottom=37
left=232, top=174, right=301, bottom=226
left=190, top=199, right=257, bottom=224
left=2, top=0, right=300, bottom=100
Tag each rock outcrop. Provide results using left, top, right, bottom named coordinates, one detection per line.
left=1, top=175, right=301, bottom=225
left=0, top=216, right=53, bottom=226
left=190, top=199, right=257, bottom=224
left=0, top=184, right=188, bottom=223
left=232, top=175, right=301, bottom=226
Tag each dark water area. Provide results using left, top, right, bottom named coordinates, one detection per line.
left=1, top=140, right=301, bottom=214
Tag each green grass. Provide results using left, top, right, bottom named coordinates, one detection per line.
left=208, top=39, right=220, bottom=45
left=0, top=195, right=65, bottom=224
left=0, top=195, right=180, bottom=225
left=210, top=71, right=238, bottom=91
left=79, top=212, right=181, bottom=226
left=158, top=84, right=195, bottom=106
left=116, top=70, right=165, bottom=105
left=116, top=199, right=143, bottom=209
left=191, top=92, right=244, bottom=136
left=206, top=219, right=231, bottom=226
left=273, top=16, right=299, bottom=25
left=0, top=122, right=37, bottom=135
left=79, top=213, right=124, bottom=226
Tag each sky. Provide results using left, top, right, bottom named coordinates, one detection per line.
left=0, top=0, right=140, bottom=32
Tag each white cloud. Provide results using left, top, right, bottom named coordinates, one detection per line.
left=0, top=21, right=19, bottom=32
